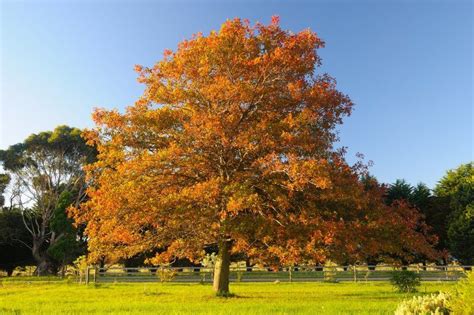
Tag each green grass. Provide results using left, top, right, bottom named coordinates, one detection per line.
left=0, top=280, right=455, bottom=314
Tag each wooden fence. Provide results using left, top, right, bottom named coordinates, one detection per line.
left=82, top=265, right=471, bottom=284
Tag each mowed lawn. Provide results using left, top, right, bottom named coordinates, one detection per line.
left=0, top=281, right=454, bottom=314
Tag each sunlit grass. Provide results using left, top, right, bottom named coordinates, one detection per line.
left=0, top=280, right=454, bottom=314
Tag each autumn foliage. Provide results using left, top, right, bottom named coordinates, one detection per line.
left=71, top=17, right=437, bottom=293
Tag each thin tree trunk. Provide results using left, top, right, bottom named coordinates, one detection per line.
left=6, top=267, right=14, bottom=277
left=213, top=240, right=231, bottom=295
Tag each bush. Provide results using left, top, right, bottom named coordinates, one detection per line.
left=323, top=261, right=338, bottom=283
left=156, top=267, right=177, bottom=282
left=390, top=270, right=421, bottom=292
left=448, top=271, right=474, bottom=315
left=73, top=255, right=88, bottom=284
left=394, top=292, right=450, bottom=315
left=394, top=271, right=474, bottom=314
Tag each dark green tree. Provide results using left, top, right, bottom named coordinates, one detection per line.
left=385, top=179, right=413, bottom=206
left=410, top=183, right=451, bottom=253
left=420, top=196, right=451, bottom=254
left=0, top=210, right=34, bottom=276
left=0, top=125, right=96, bottom=275
left=435, top=162, right=474, bottom=264
left=411, top=183, right=431, bottom=209
left=47, top=191, right=86, bottom=275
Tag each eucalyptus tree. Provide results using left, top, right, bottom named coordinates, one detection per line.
left=0, top=125, right=95, bottom=275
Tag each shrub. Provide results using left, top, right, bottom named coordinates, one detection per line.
left=236, top=270, right=243, bottom=282
left=394, top=292, right=450, bottom=315
left=448, top=271, right=474, bottom=315
left=394, top=270, right=474, bottom=314
left=156, top=267, right=177, bottom=283
left=73, top=255, right=89, bottom=284
left=390, top=270, right=421, bottom=292
left=323, top=261, right=338, bottom=283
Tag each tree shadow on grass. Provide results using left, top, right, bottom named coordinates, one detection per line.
left=202, top=293, right=251, bottom=301
left=339, top=293, right=403, bottom=301
left=143, top=291, right=169, bottom=297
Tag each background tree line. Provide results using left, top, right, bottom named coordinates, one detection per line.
left=0, top=125, right=472, bottom=276
left=384, top=163, right=473, bottom=265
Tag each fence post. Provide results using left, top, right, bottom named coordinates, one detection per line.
left=353, top=265, right=357, bottom=283
left=289, top=266, right=292, bottom=283
left=93, top=266, right=97, bottom=283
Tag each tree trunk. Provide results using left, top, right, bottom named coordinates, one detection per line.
left=32, top=239, right=57, bottom=276
left=213, top=240, right=231, bottom=295
left=35, top=259, right=53, bottom=276
left=6, top=267, right=14, bottom=277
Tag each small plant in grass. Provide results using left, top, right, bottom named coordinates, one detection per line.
left=65, top=275, right=75, bottom=284
left=390, top=270, right=421, bottom=292
left=156, top=266, right=177, bottom=283
left=236, top=270, right=243, bottom=282
left=364, top=269, right=371, bottom=282
left=324, top=261, right=338, bottom=283
left=73, top=255, right=88, bottom=284
left=200, top=253, right=216, bottom=284
left=394, top=292, right=450, bottom=315
left=199, top=273, right=207, bottom=284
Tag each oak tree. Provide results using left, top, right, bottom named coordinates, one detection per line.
left=73, top=18, right=437, bottom=294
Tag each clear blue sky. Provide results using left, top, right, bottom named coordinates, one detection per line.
left=1, top=0, right=472, bottom=188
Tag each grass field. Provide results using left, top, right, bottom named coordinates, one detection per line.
left=0, top=280, right=455, bottom=314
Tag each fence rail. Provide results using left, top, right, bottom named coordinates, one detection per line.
left=84, top=265, right=471, bottom=284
